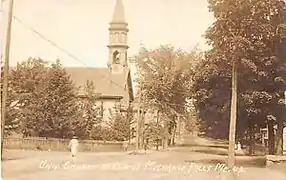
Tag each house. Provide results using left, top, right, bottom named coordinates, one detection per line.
left=65, top=0, right=134, bottom=122
left=260, top=125, right=286, bottom=155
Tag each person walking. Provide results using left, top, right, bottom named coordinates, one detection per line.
left=69, top=135, right=79, bottom=158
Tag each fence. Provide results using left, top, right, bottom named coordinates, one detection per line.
left=3, top=137, right=135, bottom=152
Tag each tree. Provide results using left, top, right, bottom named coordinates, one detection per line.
left=274, top=1, right=286, bottom=155
left=7, top=58, right=49, bottom=136
left=111, top=114, right=130, bottom=141
left=6, top=58, right=80, bottom=138
left=107, top=108, right=134, bottom=141
left=4, top=101, right=21, bottom=136
left=193, top=0, right=286, bottom=159
left=144, top=120, right=164, bottom=150
left=184, top=108, right=200, bottom=136
left=131, top=45, right=201, bottom=149
left=75, top=80, right=102, bottom=139
left=191, top=55, right=232, bottom=139
left=33, top=60, right=79, bottom=138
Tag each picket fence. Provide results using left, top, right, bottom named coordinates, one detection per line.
left=3, top=137, right=135, bottom=152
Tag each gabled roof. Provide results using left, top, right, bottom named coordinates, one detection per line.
left=9, top=66, right=133, bottom=100
left=65, top=67, right=133, bottom=100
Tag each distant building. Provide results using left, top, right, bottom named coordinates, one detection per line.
left=260, top=125, right=277, bottom=146
left=65, top=0, right=134, bottom=122
left=260, top=125, right=286, bottom=155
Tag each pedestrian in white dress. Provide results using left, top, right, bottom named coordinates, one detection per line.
left=69, top=136, right=79, bottom=157
left=237, top=142, right=242, bottom=151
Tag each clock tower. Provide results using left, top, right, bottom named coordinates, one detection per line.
left=107, top=0, right=129, bottom=74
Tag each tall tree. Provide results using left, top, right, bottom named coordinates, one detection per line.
left=6, top=58, right=80, bottom=138
left=7, top=58, right=48, bottom=136
left=132, top=45, right=200, bottom=148
left=193, top=0, right=286, bottom=158
left=274, top=1, right=286, bottom=155
left=75, top=80, right=102, bottom=139
left=110, top=113, right=131, bottom=141
left=36, top=60, right=79, bottom=138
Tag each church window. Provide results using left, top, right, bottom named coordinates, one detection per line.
left=100, top=101, right=104, bottom=117
left=115, top=100, right=121, bottom=109
left=114, top=100, right=121, bottom=113
left=113, top=51, right=120, bottom=64
left=125, top=52, right=127, bottom=64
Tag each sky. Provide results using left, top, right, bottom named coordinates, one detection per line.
left=1, top=0, right=214, bottom=68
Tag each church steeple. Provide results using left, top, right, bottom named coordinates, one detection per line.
left=112, top=0, right=125, bottom=23
left=107, top=0, right=129, bottom=73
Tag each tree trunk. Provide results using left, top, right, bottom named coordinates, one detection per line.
left=139, top=111, right=145, bottom=149
left=248, top=125, right=254, bottom=156
left=163, top=119, right=169, bottom=149
left=171, top=121, right=177, bottom=146
left=156, top=110, right=159, bottom=151
left=275, top=3, right=286, bottom=155
left=275, top=117, right=283, bottom=155
left=268, top=120, right=275, bottom=155
left=156, top=139, right=159, bottom=151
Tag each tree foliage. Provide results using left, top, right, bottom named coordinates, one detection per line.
left=105, top=108, right=135, bottom=141
left=191, top=0, right=286, bottom=154
left=143, top=121, right=164, bottom=145
left=74, top=80, right=102, bottom=139
left=7, top=58, right=48, bottom=136
left=6, top=58, right=79, bottom=138
left=39, top=60, right=79, bottom=138
left=6, top=58, right=134, bottom=141
left=132, top=45, right=199, bottom=115
left=132, top=45, right=201, bottom=147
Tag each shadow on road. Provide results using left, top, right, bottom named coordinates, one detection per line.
left=191, top=148, right=246, bottom=156
left=178, top=144, right=229, bottom=149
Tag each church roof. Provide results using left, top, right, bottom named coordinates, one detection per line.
left=65, top=67, right=130, bottom=98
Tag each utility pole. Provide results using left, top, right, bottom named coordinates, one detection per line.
left=1, top=0, right=14, bottom=158
left=228, top=60, right=238, bottom=168
left=135, top=91, right=141, bottom=152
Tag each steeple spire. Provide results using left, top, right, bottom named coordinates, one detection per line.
left=107, top=0, right=129, bottom=72
left=111, top=0, right=126, bottom=23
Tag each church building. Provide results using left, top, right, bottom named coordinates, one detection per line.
left=65, top=0, right=134, bottom=121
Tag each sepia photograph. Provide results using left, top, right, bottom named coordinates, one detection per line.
left=1, top=0, right=286, bottom=179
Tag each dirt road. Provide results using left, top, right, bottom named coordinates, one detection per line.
left=2, top=149, right=286, bottom=180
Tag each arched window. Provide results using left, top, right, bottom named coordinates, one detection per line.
left=113, top=51, right=120, bottom=64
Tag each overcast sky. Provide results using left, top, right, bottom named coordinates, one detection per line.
left=1, top=0, right=214, bottom=68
